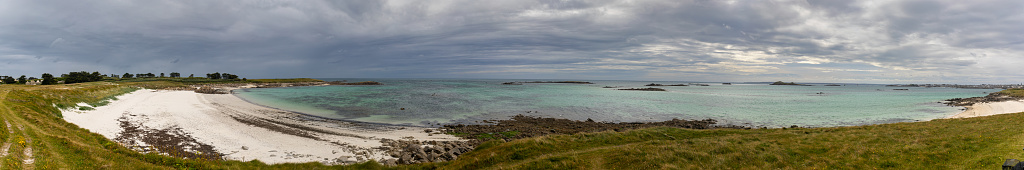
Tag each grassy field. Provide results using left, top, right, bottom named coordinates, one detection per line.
left=0, top=82, right=1021, bottom=169
left=999, top=88, right=1024, bottom=98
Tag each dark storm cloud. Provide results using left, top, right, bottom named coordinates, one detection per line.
left=0, top=0, right=1022, bottom=83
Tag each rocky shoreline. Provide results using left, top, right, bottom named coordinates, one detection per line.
left=440, top=114, right=741, bottom=142
left=182, top=81, right=382, bottom=94
left=944, top=92, right=1022, bottom=106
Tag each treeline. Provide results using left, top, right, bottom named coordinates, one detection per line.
left=1, top=71, right=245, bottom=85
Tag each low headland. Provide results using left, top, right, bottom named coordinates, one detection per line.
left=2, top=78, right=1024, bottom=169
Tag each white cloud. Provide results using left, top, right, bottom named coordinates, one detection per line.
left=0, top=0, right=1021, bottom=83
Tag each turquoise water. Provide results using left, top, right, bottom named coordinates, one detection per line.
left=232, top=79, right=996, bottom=127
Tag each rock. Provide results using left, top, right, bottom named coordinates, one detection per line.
left=241, top=146, right=248, bottom=150
left=399, top=154, right=412, bottom=164
left=194, top=86, right=228, bottom=94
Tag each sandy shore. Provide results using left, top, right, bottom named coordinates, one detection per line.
left=62, top=89, right=461, bottom=165
left=947, top=100, right=1024, bottom=119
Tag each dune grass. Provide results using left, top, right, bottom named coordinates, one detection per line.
left=0, top=81, right=1020, bottom=169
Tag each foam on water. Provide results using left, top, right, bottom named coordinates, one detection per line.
left=232, top=79, right=996, bottom=127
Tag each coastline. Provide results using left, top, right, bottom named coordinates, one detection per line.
left=62, top=89, right=464, bottom=165
left=946, top=100, right=1024, bottom=119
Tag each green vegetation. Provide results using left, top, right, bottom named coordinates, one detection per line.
left=998, top=88, right=1024, bottom=98
left=0, top=82, right=1020, bottom=169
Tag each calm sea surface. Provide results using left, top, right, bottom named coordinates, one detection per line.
left=232, top=79, right=996, bottom=127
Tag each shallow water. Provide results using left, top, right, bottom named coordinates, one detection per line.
left=233, top=79, right=996, bottom=127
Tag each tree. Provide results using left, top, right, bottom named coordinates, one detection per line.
left=123, top=73, right=133, bottom=78
left=170, top=72, right=180, bottom=78
left=189, top=74, right=194, bottom=78
left=41, top=73, right=55, bottom=85
left=146, top=73, right=155, bottom=78
left=90, top=72, right=102, bottom=81
left=160, top=73, right=165, bottom=77
left=207, top=72, right=221, bottom=79
left=2, top=76, right=14, bottom=84
left=17, top=75, right=26, bottom=84
left=65, top=71, right=91, bottom=84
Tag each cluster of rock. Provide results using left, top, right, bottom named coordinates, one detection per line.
left=888, top=84, right=1024, bottom=89
left=769, top=81, right=811, bottom=86
left=618, top=87, right=666, bottom=91
left=180, top=81, right=384, bottom=94
left=441, top=114, right=728, bottom=141
left=945, top=92, right=1022, bottom=106
left=645, top=83, right=688, bottom=86
left=327, top=81, right=383, bottom=85
left=194, top=86, right=229, bottom=94
left=377, top=139, right=476, bottom=165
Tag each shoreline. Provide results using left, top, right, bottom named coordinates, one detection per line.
left=946, top=100, right=1024, bottom=119
left=61, top=89, right=467, bottom=165
left=227, top=88, right=427, bottom=128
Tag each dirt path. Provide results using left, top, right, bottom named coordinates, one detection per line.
left=0, top=89, right=35, bottom=169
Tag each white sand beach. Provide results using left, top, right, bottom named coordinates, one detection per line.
left=947, top=100, right=1024, bottom=119
left=62, top=89, right=461, bottom=165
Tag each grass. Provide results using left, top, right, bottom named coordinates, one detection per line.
left=444, top=114, right=1024, bottom=169
left=0, top=81, right=1021, bottom=169
left=998, top=88, right=1024, bottom=98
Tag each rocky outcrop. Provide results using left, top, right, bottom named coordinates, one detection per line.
left=945, top=92, right=1022, bottom=106
left=770, top=81, right=803, bottom=85
left=327, top=81, right=383, bottom=85
left=522, top=81, right=594, bottom=84
left=377, top=139, right=476, bottom=165
left=618, top=88, right=666, bottom=91
left=646, top=83, right=688, bottom=86
left=441, top=114, right=733, bottom=142
left=194, top=86, right=228, bottom=94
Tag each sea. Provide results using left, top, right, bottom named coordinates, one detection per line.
left=232, top=79, right=997, bottom=128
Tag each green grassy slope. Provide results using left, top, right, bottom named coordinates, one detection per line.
left=445, top=114, right=1024, bottom=169
left=0, top=81, right=1020, bottom=169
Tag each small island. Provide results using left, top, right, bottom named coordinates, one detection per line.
left=617, top=87, right=666, bottom=91
left=328, top=81, right=383, bottom=85
left=524, top=81, right=594, bottom=84
left=504, top=81, right=594, bottom=85
left=769, top=81, right=805, bottom=86
left=645, top=83, right=689, bottom=86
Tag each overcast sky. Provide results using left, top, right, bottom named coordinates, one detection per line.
left=1, top=0, right=1022, bottom=84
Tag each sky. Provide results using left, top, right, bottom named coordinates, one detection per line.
left=0, top=0, right=1022, bottom=84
